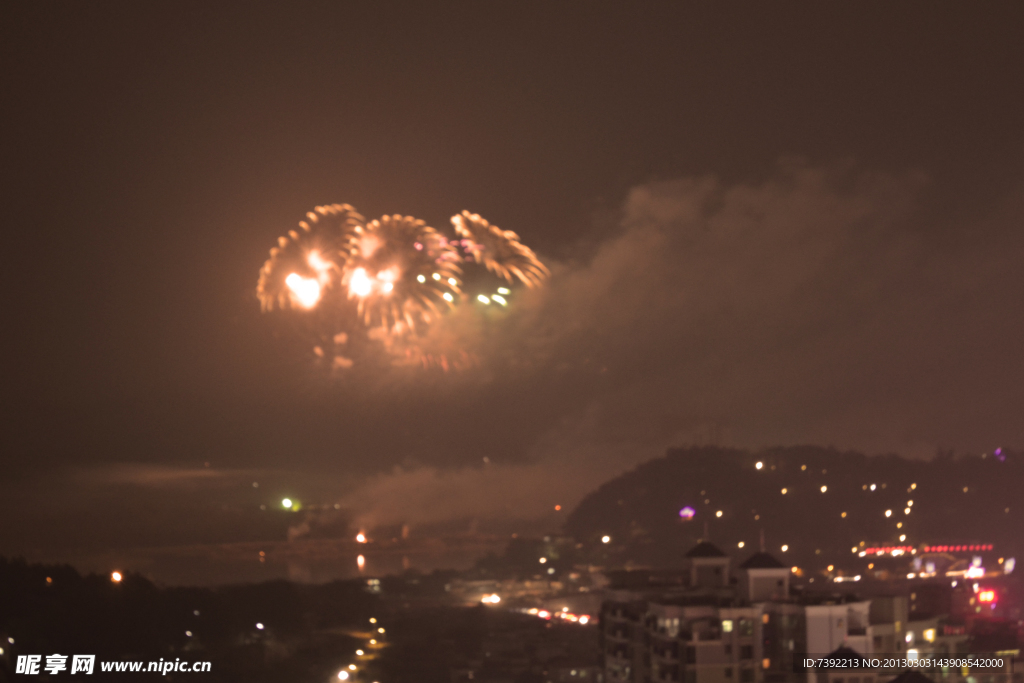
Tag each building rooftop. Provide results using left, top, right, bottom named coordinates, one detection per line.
left=685, top=541, right=727, bottom=558
left=738, top=552, right=786, bottom=569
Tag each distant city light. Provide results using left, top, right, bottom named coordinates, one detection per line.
left=900, top=535, right=907, bottom=542
left=827, top=565, right=834, bottom=571
left=678, top=506, right=696, bottom=520
left=963, top=487, right=969, bottom=493
left=357, top=555, right=365, bottom=570
left=715, top=510, right=723, bottom=518
left=539, top=557, right=547, bottom=563
left=781, top=488, right=788, bottom=495
left=820, top=485, right=827, bottom=493
left=755, top=462, right=763, bottom=470
left=554, top=505, right=561, bottom=511
left=369, top=618, right=377, bottom=624
left=481, top=594, right=501, bottom=604
left=378, top=627, right=385, bottom=634
left=111, top=571, right=122, bottom=583
left=1006, top=558, right=1016, bottom=574
left=497, top=287, right=510, bottom=295
left=911, top=483, right=917, bottom=489
left=356, top=650, right=364, bottom=656
left=979, top=590, right=996, bottom=603
left=477, top=294, right=491, bottom=304
left=870, top=484, right=877, bottom=491
left=281, top=498, right=293, bottom=509
left=885, top=510, right=892, bottom=517
left=907, top=500, right=914, bottom=506
left=356, top=532, right=367, bottom=543
left=738, top=541, right=745, bottom=548
left=904, top=508, right=911, bottom=515
left=338, top=672, right=349, bottom=680
left=841, top=512, right=847, bottom=518
left=349, top=664, right=357, bottom=671
left=601, top=535, right=611, bottom=544
left=781, top=545, right=789, bottom=552
left=256, top=623, right=264, bottom=630
left=801, top=465, right=807, bottom=471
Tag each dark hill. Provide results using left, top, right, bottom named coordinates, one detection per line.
left=564, top=445, right=1023, bottom=572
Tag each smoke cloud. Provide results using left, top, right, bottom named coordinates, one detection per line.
left=336, top=160, right=1024, bottom=530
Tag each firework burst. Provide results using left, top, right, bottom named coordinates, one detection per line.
left=345, top=214, right=462, bottom=334
left=451, top=211, right=549, bottom=287
left=257, top=204, right=547, bottom=371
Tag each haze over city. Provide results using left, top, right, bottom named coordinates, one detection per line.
left=2, top=4, right=1023, bottom=682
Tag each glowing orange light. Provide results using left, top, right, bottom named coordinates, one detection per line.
left=356, top=555, right=365, bottom=570
left=356, top=532, right=367, bottom=543
left=307, top=250, right=331, bottom=275
left=978, top=590, right=996, bottom=603
left=285, top=273, right=322, bottom=308
left=349, top=268, right=373, bottom=297
left=111, top=571, right=123, bottom=583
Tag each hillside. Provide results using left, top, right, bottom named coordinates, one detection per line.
left=565, top=445, right=1023, bottom=572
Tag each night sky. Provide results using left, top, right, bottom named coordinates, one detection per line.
left=3, top=3, right=1023, bottom=565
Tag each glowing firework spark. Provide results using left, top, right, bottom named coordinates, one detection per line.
left=452, top=211, right=549, bottom=287
left=257, top=204, right=547, bottom=371
left=257, top=204, right=364, bottom=311
left=345, top=214, right=462, bottom=333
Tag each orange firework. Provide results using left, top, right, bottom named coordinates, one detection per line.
left=451, top=211, right=549, bottom=287
left=257, top=204, right=364, bottom=311
left=344, top=214, right=462, bottom=334
left=257, top=204, right=547, bottom=371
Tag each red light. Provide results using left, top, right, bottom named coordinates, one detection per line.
left=979, top=590, right=996, bottom=603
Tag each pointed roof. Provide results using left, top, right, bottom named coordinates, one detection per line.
left=738, top=551, right=786, bottom=569
left=686, top=541, right=727, bottom=558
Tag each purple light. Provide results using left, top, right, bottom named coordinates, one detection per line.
left=995, top=447, right=1005, bottom=461
left=679, top=506, right=696, bottom=520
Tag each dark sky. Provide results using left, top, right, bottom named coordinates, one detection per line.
left=2, top=3, right=1023, bottom=561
